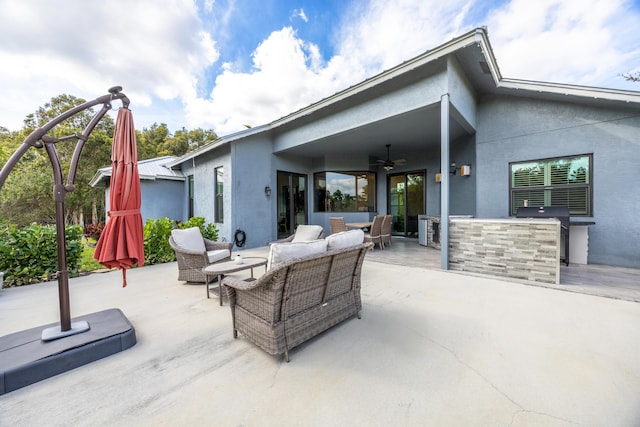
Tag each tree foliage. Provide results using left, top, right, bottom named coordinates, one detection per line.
left=0, top=93, right=217, bottom=226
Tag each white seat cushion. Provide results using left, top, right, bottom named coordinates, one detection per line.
left=171, top=227, right=206, bottom=252
left=207, top=249, right=231, bottom=263
left=326, top=229, right=364, bottom=251
left=291, top=224, right=324, bottom=243
left=267, top=239, right=328, bottom=270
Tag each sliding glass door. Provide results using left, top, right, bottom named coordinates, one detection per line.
left=277, top=171, right=307, bottom=239
left=388, top=171, right=425, bottom=236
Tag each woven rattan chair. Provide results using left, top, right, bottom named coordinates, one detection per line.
left=380, top=214, right=392, bottom=248
left=169, top=227, right=232, bottom=283
left=329, top=217, right=348, bottom=235
left=363, top=215, right=384, bottom=249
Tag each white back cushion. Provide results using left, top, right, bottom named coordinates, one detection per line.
left=171, top=227, right=205, bottom=253
left=326, top=229, right=364, bottom=251
left=267, top=239, right=328, bottom=270
left=291, top=224, right=324, bottom=243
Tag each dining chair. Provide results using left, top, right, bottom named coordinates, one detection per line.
left=364, top=215, right=384, bottom=249
left=381, top=214, right=392, bottom=248
left=329, top=217, right=348, bottom=235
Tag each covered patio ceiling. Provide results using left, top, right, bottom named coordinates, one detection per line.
left=274, top=104, right=472, bottom=161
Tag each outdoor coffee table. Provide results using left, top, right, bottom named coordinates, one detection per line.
left=202, top=257, right=267, bottom=306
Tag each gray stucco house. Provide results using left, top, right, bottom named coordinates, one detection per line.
left=105, top=28, right=640, bottom=269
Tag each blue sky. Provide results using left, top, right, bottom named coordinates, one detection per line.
left=0, top=0, right=639, bottom=136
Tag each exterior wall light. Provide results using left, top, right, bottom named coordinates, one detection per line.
left=450, top=162, right=457, bottom=175
left=264, top=185, right=272, bottom=197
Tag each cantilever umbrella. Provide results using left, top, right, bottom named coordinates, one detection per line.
left=94, top=107, right=144, bottom=286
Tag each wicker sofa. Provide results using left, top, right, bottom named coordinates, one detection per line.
left=223, top=230, right=372, bottom=362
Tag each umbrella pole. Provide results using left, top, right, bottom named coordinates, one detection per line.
left=40, top=182, right=90, bottom=341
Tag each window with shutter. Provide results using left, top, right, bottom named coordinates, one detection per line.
left=510, top=154, right=592, bottom=216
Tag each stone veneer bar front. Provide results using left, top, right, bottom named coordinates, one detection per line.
left=448, top=217, right=561, bottom=284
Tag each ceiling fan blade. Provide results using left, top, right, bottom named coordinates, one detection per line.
left=394, top=159, right=407, bottom=164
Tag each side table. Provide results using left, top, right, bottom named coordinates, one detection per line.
left=202, top=257, right=268, bottom=306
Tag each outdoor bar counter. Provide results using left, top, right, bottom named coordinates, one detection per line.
left=448, top=217, right=561, bottom=284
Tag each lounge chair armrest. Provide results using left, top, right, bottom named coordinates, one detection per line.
left=175, top=247, right=207, bottom=256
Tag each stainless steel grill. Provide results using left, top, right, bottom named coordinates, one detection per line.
left=516, top=206, right=570, bottom=266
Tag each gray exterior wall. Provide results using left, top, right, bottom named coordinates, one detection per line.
left=476, top=95, right=640, bottom=268
left=105, top=179, right=184, bottom=225
left=140, top=180, right=184, bottom=223
left=231, top=134, right=273, bottom=248
left=179, top=144, right=231, bottom=241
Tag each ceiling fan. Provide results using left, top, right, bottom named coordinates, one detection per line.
left=372, top=144, right=406, bottom=171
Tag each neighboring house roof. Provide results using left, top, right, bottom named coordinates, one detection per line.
left=89, top=155, right=185, bottom=188
left=170, top=26, right=640, bottom=167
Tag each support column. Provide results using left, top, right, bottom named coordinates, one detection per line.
left=440, top=94, right=450, bottom=270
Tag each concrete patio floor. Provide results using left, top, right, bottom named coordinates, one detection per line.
left=1, top=247, right=639, bottom=426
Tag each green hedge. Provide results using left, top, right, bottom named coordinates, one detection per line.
left=143, top=216, right=219, bottom=266
left=0, top=223, right=84, bottom=287
left=0, top=217, right=220, bottom=286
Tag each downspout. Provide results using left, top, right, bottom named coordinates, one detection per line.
left=440, top=93, right=450, bottom=270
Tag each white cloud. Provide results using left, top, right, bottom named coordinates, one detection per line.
left=0, top=0, right=218, bottom=131
left=292, top=8, right=308, bottom=23
left=187, top=26, right=356, bottom=134
left=335, top=0, right=473, bottom=73
left=486, top=0, right=640, bottom=87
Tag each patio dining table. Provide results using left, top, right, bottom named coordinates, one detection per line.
left=346, top=221, right=373, bottom=230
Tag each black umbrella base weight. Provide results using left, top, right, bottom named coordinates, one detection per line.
left=41, top=320, right=90, bottom=341
left=0, top=308, right=136, bottom=395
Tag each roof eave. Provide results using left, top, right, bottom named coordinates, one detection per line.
left=498, top=78, right=640, bottom=103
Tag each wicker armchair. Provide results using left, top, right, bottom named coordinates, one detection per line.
left=169, top=227, right=232, bottom=283
left=380, top=214, right=392, bottom=247
left=364, top=215, right=385, bottom=249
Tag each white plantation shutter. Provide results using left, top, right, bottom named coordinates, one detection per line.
left=511, top=155, right=591, bottom=216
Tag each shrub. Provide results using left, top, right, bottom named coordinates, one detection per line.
left=143, top=217, right=176, bottom=265
left=0, top=223, right=84, bottom=287
left=84, top=223, right=104, bottom=241
left=178, top=216, right=219, bottom=241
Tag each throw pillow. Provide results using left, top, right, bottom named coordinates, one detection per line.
left=267, top=239, right=328, bottom=270
left=326, top=229, right=365, bottom=251
left=291, top=224, right=324, bottom=243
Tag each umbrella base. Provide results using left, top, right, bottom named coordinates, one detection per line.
left=41, top=320, right=90, bottom=342
left=0, top=308, right=136, bottom=395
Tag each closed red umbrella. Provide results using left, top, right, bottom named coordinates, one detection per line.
left=94, top=107, right=144, bottom=287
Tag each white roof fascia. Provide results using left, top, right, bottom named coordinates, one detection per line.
left=497, top=78, right=640, bottom=103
